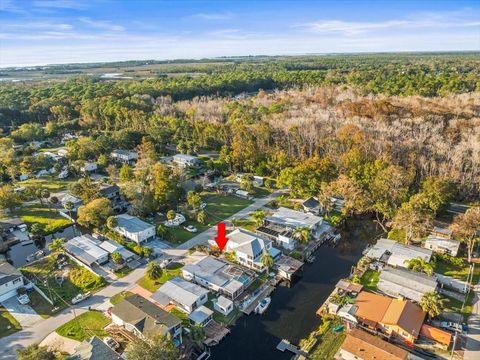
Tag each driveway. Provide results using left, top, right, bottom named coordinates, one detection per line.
left=464, top=282, right=480, bottom=360
left=1, top=296, right=43, bottom=328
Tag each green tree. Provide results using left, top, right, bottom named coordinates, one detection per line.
left=0, top=185, right=21, bottom=213
left=30, top=223, right=45, bottom=239
left=126, top=334, right=178, bottom=360
left=166, top=210, right=176, bottom=221
left=420, top=292, right=444, bottom=318
left=146, top=262, right=163, bottom=281
left=107, top=216, right=118, bottom=230
left=69, top=177, right=100, bottom=203
left=111, top=252, right=123, bottom=264
left=404, top=256, right=434, bottom=276
left=189, top=324, right=206, bottom=350
left=119, top=164, right=134, bottom=182
left=156, top=224, right=173, bottom=241
left=77, top=198, right=113, bottom=229
left=142, top=247, right=153, bottom=259
left=240, top=175, right=254, bottom=193
left=420, top=177, right=456, bottom=215
left=450, top=205, right=480, bottom=263
left=197, top=210, right=206, bottom=224
left=250, top=210, right=267, bottom=227
left=48, top=238, right=65, bottom=253
left=293, top=226, right=310, bottom=243
left=16, top=344, right=58, bottom=360
left=261, top=249, right=274, bottom=270
left=187, top=191, right=202, bottom=210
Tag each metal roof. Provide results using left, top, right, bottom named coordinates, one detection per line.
left=188, top=305, right=213, bottom=324
left=152, top=276, right=209, bottom=308
left=115, top=214, right=154, bottom=233
left=64, top=235, right=109, bottom=265
left=266, top=207, right=322, bottom=228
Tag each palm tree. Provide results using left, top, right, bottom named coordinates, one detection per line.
left=261, top=249, right=274, bottom=270
left=404, top=256, right=434, bottom=276
left=189, top=324, right=206, bottom=351
left=64, top=200, right=77, bottom=236
left=293, top=226, right=310, bottom=243
left=420, top=292, right=444, bottom=318
left=146, top=262, right=163, bottom=281
left=250, top=210, right=266, bottom=227
left=48, top=238, right=65, bottom=253
left=111, top=252, right=123, bottom=264
left=230, top=217, right=240, bottom=229
left=107, top=216, right=118, bottom=230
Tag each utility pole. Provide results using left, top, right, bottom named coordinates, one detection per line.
left=450, top=329, right=458, bottom=360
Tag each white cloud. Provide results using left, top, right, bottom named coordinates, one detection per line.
left=191, top=12, right=233, bottom=20
left=0, top=0, right=29, bottom=14
left=79, top=17, right=124, bottom=32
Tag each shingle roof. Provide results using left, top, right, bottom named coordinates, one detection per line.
left=111, top=294, right=181, bottom=337
left=227, top=228, right=271, bottom=258
left=152, top=276, right=209, bottom=308
left=302, top=197, right=320, bottom=209
left=115, top=214, right=154, bottom=233
left=0, top=262, right=22, bottom=286
left=67, top=336, right=121, bottom=360
left=341, top=329, right=409, bottom=360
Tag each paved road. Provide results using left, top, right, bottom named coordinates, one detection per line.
left=464, top=279, right=480, bottom=360
left=0, top=264, right=147, bottom=359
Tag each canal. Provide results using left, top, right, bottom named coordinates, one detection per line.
left=211, top=221, right=376, bottom=360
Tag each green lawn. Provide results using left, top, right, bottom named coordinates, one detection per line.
left=360, top=269, right=380, bottom=291
left=0, top=306, right=21, bottom=338
left=309, top=329, right=346, bottom=360
left=136, top=263, right=184, bottom=293
left=232, top=218, right=257, bottom=231
left=14, top=205, right=72, bottom=234
left=169, top=308, right=189, bottom=327
left=56, top=311, right=110, bottom=341
left=110, top=291, right=134, bottom=305
left=16, top=176, right=77, bottom=192
left=434, top=260, right=480, bottom=283
left=21, top=256, right=105, bottom=307
left=28, top=290, right=56, bottom=319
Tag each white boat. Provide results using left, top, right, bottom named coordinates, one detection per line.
left=255, top=297, right=271, bottom=314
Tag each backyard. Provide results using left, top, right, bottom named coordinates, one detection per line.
left=0, top=306, right=21, bottom=338
left=300, top=315, right=346, bottom=360
left=14, top=205, right=72, bottom=234
left=360, top=269, right=379, bottom=291
left=56, top=310, right=110, bottom=341
left=136, top=262, right=184, bottom=293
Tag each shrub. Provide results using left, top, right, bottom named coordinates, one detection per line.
left=69, top=267, right=104, bottom=291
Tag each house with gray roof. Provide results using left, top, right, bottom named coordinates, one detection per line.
left=188, top=305, right=213, bottom=327
left=378, top=267, right=437, bottom=302
left=111, top=294, right=182, bottom=345
left=64, top=234, right=109, bottom=267
left=0, top=261, right=24, bottom=302
left=67, top=336, right=121, bottom=360
left=111, top=149, right=138, bottom=164
left=182, top=256, right=254, bottom=299
left=225, top=228, right=281, bottom=271
left=173, top=154, right=200, bottom=168
left=151, top=276, right=209, bottom=313
left=113, top=214, right=155, bottom=244
left=424, top=235, right=460, bottom=257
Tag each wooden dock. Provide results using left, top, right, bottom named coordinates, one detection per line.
left=241, top=284, right=275, bottom=315
left=276, top=339, right=308, bottom=357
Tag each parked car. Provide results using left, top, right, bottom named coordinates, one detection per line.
left=412, top=348, right=437, bottom=358
left=71, top=292, right=91, bottom=305
left=440, top=321, right=462, bottom=332
left=184, top=225, right=198, bottom=233
left=103, top=336, right=120, bottom=350
left=17, top=294, right=30, bottom=305
left=159, top=258, right=172, bottom=269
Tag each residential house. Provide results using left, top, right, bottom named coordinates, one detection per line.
left=302, top=196, right=321, bottom=215
left=151, top=276, right=209, bottom=313
left=0, top=217, right=29, bottom=244
left=99, top=184, right=128, bottom=213
left=419, top=324, right=452, bottom=349
left=364, top=238, right=433, bottom=268
left=61, top=194, right=83, bottom=211
left=337, top=328, right=414, bottom=360
left=264, top=207, right=333, bottom=242
left=213, top=295, right=234, bottom=316
left=98, top=239, right=136, bottom=263
left=424, top=235, right=460, bottom=257
left=110, top=149, right=138, bottom=164
left=80, top=162, right=97, bottom=173
left=113, top=214, right=156, bottom=244
left=111, top=294, right=182, bottom=345
left=182, top=256, right=254, bottom=299
left=275, top=255, right=304, bottom=281
left=353, top=291, right=426, bottom=343
left=64, top=235, right=110, bottom=267
left=378, top=267, right=438, bottom=302
left=252, top=176, right=264, bottom=186
left=225, top=228, right=281, bottom=271
left=431, top=226, right=453, bottom=239
left=67, top=336, right=121, bottom=360
left=188, top=305, right=213, bottom=327
left=0, top=261, right=24, bottom=302
left=173, top=154, right=200, bottom=168
left=256, top=224, right=296, bottom=250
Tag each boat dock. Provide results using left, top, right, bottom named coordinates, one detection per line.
left=276, top=339, right=308, bottom=357
left=241, top=284, right=275, bottom=315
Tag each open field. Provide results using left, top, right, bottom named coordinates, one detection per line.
left=0, top=306, right=21, bottom=338
left=14, top=205, right=72, bottom=234
left=56, top=311, right=110, bottom=341
left=16, top=177, right=77, bottom=192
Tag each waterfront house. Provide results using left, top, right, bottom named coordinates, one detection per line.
left=354, top=291, right=426, bottom=343
left=151, top=276, right=209, bottom=313
left=275, top=255, right=304, bottom=281
left=173, top=154, right=200, bottom=168
left=64, top=234, right=110, bottom=267
left=213, top=295, right=234, bottom=316
left=110, top=149, right=138, bottom=164
left=256, top=223, right=296, bottom=250
left=111, top=294, right=182, bottom=345
left=113, top=214, right=156, bottom=244
left=188, top=305, right=213, bottom=327
left=378, top=267, right=438, bottom=303
left=67, top=336, right=121, bottom=360
left=365, top=238, right=433, bottom=268
left=423, top=235, right=460, bottom=257
left=0, top=261, right=24, bottom=302
left=302, top=196, right=321, bottom=215
left=337, top=328, right=412, bottom=360
left=182, top=256, right=254, bottom=299
left=99, top=184, right=128, bottom=213
left=0, top=217, right=29, bottom=244
left=225, top=228, right=281, bottom=271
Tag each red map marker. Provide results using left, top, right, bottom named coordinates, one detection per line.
left=215, top=222, right=228, bottom=251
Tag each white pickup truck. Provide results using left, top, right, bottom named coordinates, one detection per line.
left=71, top=292, right=91, bottom=305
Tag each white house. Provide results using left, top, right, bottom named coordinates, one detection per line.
left=173, top=154, right=200, bottom=168
left=225, top=228, right=281, bottom=271
left=188, top=305, right=213, bottom=327
left=114, top=214, right=156, bottom=244
left=111, top=149, right=138, bottom=164
left=99, top=239, right=136, bottom=263
left=80, top=162, right=97, bottom=173
left=151, top=276, right=209, bottom=313
left=424, top=235, right=460, bottom=257
left=213, top=295, right=234, bottom=316
left=64, top=234, right=110, bottom=267
left=0, top=261, right=24, bottom=302
left=61, top=194, right=83, bottom=210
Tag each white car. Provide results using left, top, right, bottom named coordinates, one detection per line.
left=184, top=225, right=198, bottom=233
left=440, top=321, right=462, bottom=332
left=17, top=294, right=30, bottom=305
left=103, top=336, right=120, bottom=350
left=71, top=292, right=91, bottom=305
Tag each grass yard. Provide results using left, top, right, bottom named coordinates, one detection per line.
left=28, top=290, right=56, bottom=319
left=232, top=218, right=257, bottom=231
left=16, top=176, right=77, bottom=192
left=169, top=308, right=189, bottom=327
left=434, top=259, right=480, bottom=283
left=309, top=328, right=346, bottom=360
left=15, top=205, right=72, bottom=234
left=110, top=291, right=134, bottom=305
left=360, top=269, right=380, bottom=291
left=56, top=311, right=110, bottom=341
left=0, top=306, right=21, bottom=338
left=136, top=263, right=184, bottom=293
left=212, top=306, right=241, bottom=326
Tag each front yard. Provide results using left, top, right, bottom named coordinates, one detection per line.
left=360, top=269, right=379, bottom=291
left=110, top=291, right=134, bottom=305
left=16, top=176, right=77, bottom=192
left=136, top=262, right=184, bottom=293
left=56, top=310, right=110, bottom=341
left=14, top=205, right=72, bottom=234
left=0, top=306, right=21, bottom=338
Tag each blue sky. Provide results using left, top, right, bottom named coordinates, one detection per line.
left=0, top=0, right=479, bottom=67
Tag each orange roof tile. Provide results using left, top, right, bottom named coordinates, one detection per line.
left=341, top=329, right=409, bottom=360
left=420, top=324, right=452, bottom=346
left=354, top=291, right=392, bottom=324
